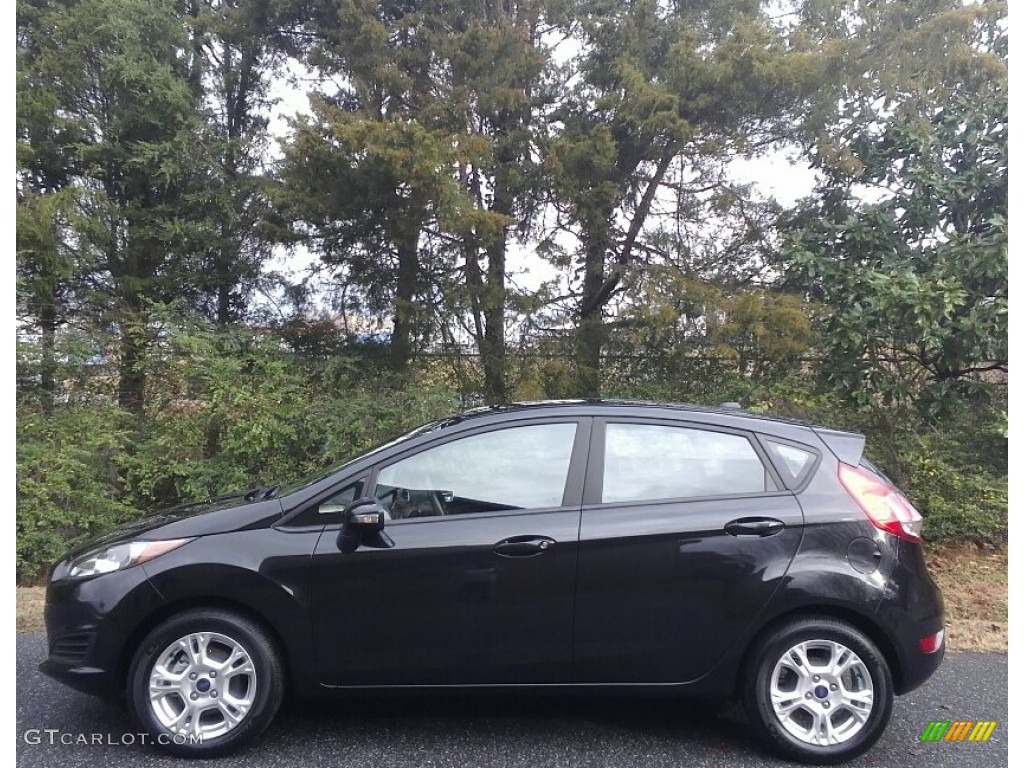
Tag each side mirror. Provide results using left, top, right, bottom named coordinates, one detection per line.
left=337, top=497, right=392, bottom=553
left=343, top=497, right=387, bottom=533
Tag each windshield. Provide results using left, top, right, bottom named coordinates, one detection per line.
left=278, top=416, right=455, bottom=495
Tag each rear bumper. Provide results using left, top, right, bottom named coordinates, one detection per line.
left=879, top=538, right=946, bottom=695
left=884, top=617, right=946, bottom=695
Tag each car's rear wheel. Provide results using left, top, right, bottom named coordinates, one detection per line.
left=127, top=608, right=283, bottom=757
left=742, top=616, right=893, bottom=765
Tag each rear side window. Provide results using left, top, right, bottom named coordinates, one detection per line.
left=601, top=423, right=775, bottom=504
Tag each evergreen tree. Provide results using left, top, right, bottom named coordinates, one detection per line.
left=17, top=0, right=216, bottom=415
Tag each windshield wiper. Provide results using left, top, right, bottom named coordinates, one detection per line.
left=244, top=484, right=283, bottom=502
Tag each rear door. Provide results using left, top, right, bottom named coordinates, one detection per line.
left=573, top=417, right=805, bottom=683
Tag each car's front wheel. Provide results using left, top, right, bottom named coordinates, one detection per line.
left=127, top=608, right=284, bottom=757
left=743, top=616, right=894, bottom=765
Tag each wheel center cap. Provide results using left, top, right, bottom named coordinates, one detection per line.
left=814, top=684, right=829, bottom=699
left=196, top=677, right=212, bottom=693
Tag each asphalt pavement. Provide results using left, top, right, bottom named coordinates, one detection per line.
left=17, top=634, right=1007, bottom=767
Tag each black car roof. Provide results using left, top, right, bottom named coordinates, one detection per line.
left=445, top=399, right=838, bottom=431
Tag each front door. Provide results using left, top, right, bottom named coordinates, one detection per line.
left=311, top=419, right=590, bottom=686
left=573, top=419, right=804, bottom=683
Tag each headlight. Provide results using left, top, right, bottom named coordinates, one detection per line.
left=67, top=538, right=193, bottom=580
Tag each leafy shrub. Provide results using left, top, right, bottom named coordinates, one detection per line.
left=14, top=321, right=1006, bottom=582
left=122, top=330, right=462, bottom=507
left=16, top=323, right=462, bottom=582
left=16, top=407, right=137, bottom=582
left=903, top=448, right=1006, bottom=543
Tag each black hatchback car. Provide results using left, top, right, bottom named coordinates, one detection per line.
left=41, top=401, right=944, bottom=763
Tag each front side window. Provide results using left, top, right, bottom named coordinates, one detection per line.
left=602, top=423, right=773, bottom=504
left=375, top=423, right=578, bottom=519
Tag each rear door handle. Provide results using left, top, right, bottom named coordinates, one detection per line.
left=724, top=517, right=785, bottom=537
left=493, top=536, right=556, bottom=558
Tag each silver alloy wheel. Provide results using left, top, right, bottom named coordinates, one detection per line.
left=148, top=631, right=258, bottom=740
left=769, top=639, right=875, bottom=746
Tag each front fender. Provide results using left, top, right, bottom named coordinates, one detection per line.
left=141, top=527, right=322, bottom=696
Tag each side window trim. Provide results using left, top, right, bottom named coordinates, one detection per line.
left=584, top=417, right=786, bottom=507
left=365, top=417, right=592, bottom=524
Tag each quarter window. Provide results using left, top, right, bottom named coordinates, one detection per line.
left=283, top=479, right=366, bottom=526
left=375, top=423, right=578, bottom=518
left=602, top=423, right=773, bottom=503
left=774, top=443, right=815, bottom=478
left=765, top=440, right=818, bottom=485
left=318, top=480, right=365, bottom=518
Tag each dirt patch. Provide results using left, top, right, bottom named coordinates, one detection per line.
left=14, top=544, right=1008, bottom=652
left=927, top=542, right=1008, bottom=653
left=17, top=586, right=46, bottom=634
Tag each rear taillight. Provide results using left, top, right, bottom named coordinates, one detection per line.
left=838, top=463, right=924, bottom=543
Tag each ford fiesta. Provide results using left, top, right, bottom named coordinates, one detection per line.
left=41, top=401, right=945, bottom=763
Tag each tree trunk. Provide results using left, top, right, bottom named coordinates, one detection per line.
left=117, top=310, right=147, bottom=417
left=38, top=289, right=58, bottom=416
left=481, top=245, right=507, bottom=404
left=391, top=222, right=421, bottom=374
left=481, top=164, right=510, bottom=405
left=574, top=149, right=674, bottom=398
left=216, top=262, right=233, bottom=325
left=577, top=214, right=614, bottom=398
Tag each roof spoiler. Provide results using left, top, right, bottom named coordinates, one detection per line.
left=811, top=427, right=866, bottom=466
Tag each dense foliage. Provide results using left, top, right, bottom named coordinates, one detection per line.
left=782, top=85, right=1008, bottom=415
left=16, top=0, right=1007, bottom=581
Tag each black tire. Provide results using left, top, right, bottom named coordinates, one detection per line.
left=742, top=616, right=894, bottom=765
left=127, top=608, right=284, bottom=758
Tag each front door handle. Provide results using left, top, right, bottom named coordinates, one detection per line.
left=493, top=536, right=556, bottom=558
left=724, top=517, right=785, bottom=537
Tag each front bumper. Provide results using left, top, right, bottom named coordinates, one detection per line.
left=38, top=658, right=119, bottom=700
left=39, top=563, right=165, bottom=702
